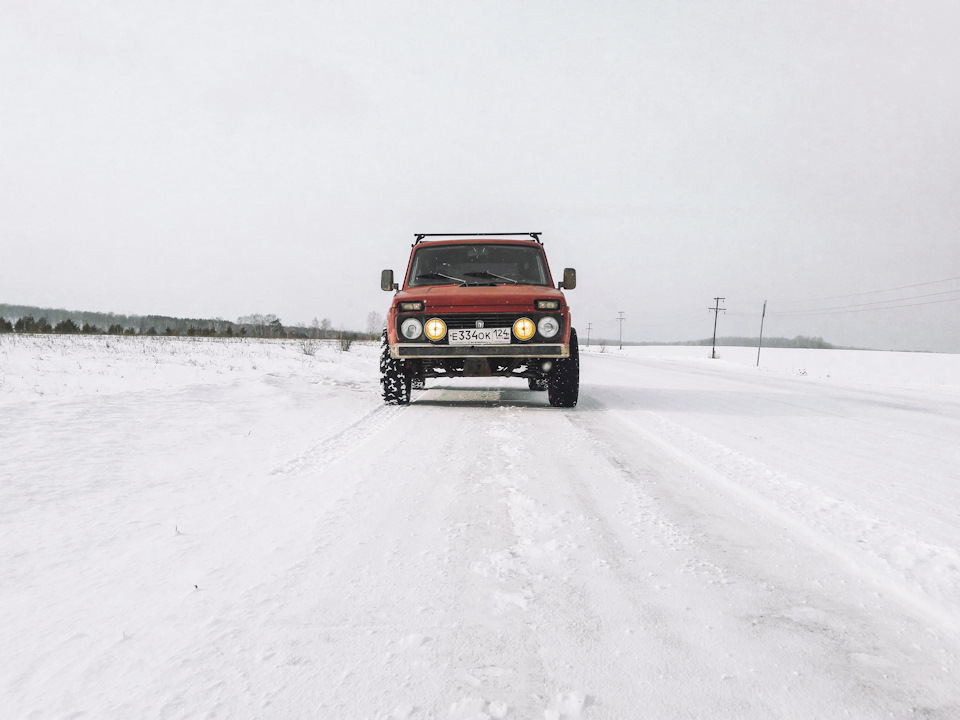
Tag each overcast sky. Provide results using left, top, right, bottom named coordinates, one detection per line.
left=2, top=1, right=959, bottom=351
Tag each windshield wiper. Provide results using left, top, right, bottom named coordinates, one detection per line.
left=463, top=271, right=518, bottom=284
left=415, top=272, right=464, bottom=284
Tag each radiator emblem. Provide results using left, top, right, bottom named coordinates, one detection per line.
left=475, top=320, right=484, bottom=329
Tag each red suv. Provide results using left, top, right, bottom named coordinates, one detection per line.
left=380, top=233, right=579, bottom=407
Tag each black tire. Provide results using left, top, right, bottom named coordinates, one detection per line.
left=380, top=330, right=411, bottom=405
left=547, top=329, right=579, bottom=408
left=527, top=376, right=548, bottom=391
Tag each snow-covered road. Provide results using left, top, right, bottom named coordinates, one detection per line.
left=2, top=336, right=958, bottom=718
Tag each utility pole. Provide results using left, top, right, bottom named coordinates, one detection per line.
left=756, top=300, right=767, bottom=367
left=616, top=312, right=625, bottom=350
left=586, top=322, right=592, bottom=347
left=708, top=297, right=725, bottom=359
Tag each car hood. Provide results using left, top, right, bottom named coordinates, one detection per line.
left=396, top=284, right=565, bottom=311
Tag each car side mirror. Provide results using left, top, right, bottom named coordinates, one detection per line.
left=381, top=269, right=398, bottom=292
left=558, top=268, right=576, bottom=290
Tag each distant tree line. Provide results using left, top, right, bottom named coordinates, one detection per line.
left=675, top=335, right=836, bottom=349
left=0, top=306, right=838, bottom=349
left=0, top=304, right=378, bottom=342
left=591, top=335, right=840, bottom=350
left=591, top=335, right=839, bottom=350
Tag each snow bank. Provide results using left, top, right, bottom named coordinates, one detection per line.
left=0, top=334, right=378, bottom=402
left=582, top=344, right=960, bottom=390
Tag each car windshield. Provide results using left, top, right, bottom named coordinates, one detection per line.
left=407, top=244, right=550, bottom=287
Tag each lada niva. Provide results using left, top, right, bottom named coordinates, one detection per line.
left=380, top=233, right=579, bottom=407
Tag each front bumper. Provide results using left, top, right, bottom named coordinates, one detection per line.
left=392, top=343, right=569, bottom=360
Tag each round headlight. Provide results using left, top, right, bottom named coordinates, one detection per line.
left=513, top=317, right=536, bottom=341
left=537, top=316, right=560, bottom=338
left=424, top=317, right=447, bottom=341
left=400, top=318, right=423, bottom=340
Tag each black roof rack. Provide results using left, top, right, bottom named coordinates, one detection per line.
left=414, top=232, right=542, bottom=245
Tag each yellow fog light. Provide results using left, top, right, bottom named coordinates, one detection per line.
left=424, top=317, right=447, bottom=341
left=513, top=317, right=536, bottom=341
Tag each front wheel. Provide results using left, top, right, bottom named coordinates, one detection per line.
left=380, top=330, right=411, bottom=405
left=547, top=329, right=579, bottom=408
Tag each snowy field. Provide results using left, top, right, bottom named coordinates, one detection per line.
left=1, top=334, right=959, bottom=719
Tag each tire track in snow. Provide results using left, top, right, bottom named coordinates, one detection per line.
left=434, top=404, right=599, bottom=719
left=597, top=404, right=960, bottom=641
left=270, top=404, right=404, bottom=476
left=564, top=400, right=960, bottom=715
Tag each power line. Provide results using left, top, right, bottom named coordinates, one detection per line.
left=768, top=295, right=960, bottom=317
left=770, top=288, right=960, bottom=316
left=771, top=275, right=960, bottom=305
left=615, top=275, right=960, bottom=335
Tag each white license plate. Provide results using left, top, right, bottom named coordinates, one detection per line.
left=448, top=327, right=511, bottom=345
